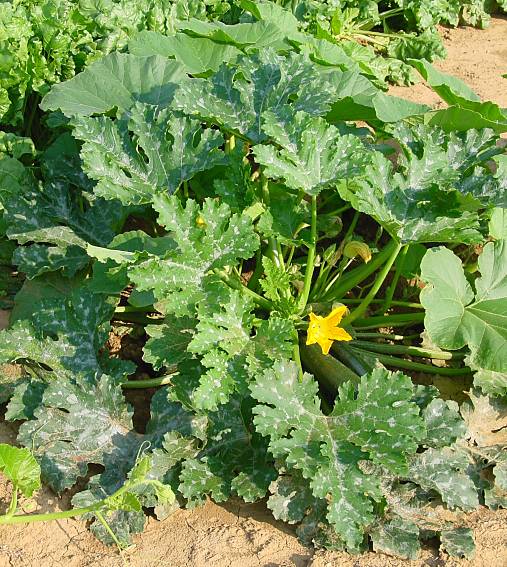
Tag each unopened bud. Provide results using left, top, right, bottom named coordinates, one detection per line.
left=343, top=241, right=372, bottom=263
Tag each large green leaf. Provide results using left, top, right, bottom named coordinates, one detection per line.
left=72, top=103, right=226, bottom=205
left=0, top=154, right=126, bottom=277
left=129, top=31, right=241, bottom=74
left=174, top=49, right=339, bottom=143
left=251, top=363, right=425, bottom=550
left=420, top=242, right=507, bottom=390
left=338, top=147, right=483, bottom=244
left=410, top=60, right=507, bottom=133
left=175, top=18, right=287, bottom=49
left=254, top=110, right=369, bottom=196
left=17, top=375, right=135, bottom=492
left=41, top=53, right=187, bottom=117
left=130, top=196, right=259, bottom=316
left=0, top=287, right=127, bottom=385
left=177, top=393, right=276, bottom=505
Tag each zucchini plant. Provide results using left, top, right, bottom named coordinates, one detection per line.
left=0, top=19, right=506, bottom=560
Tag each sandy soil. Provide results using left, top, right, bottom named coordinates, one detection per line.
left=1, top=420, right=506, bottom=567
left=389, top=16, right=507, bottom=108
left=1, top=16, right=507, bottom=567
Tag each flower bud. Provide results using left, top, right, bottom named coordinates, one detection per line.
left=343, top=241, right=372, bottom=263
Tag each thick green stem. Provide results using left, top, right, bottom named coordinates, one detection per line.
left=300, top=342, right=360, bottom=392
left=367, top=353, right=472, bottom=376
left=113, top=312, right=163, bottom=325
left=96, top=510, right=125, bottom=550
left=378, top=6, right=404, bottom=20
left=6, top=489, right=17, bottom=517
left=0, top=473, right=139, bottom=526
left=352, top=340, right=465, bottom=361
left=0, top=503, right=97, bottom=525
left=216, top=269, right=273, bottom=311
left=353, top=312, right=425, bottom=329
left=261, top=176, right=284, bottom=269
left=343, top=241, right=403, bottom=324
left=24, top=94, right=39, bottom=138
left=322, top=239, right=399, bottom=302
left=380, top=243, right=409, bottom=313
left=343, top=210, right=360, bottom=243
left=298, top=195, right=317, bottom=312
left=293, top=338, right=303, bottom=382
left=355, top=332, right=408, bottom=341
left=225, top=134, right=236, bottom=153
left=121, top=375, right=174, bottom=389
left=340, top=299, right=422, bottom=309
left=247, top=248, right=263, bottom=291
left=115, top=305, right=154, bottom=314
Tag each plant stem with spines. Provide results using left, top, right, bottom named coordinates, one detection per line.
left=353, top=312, right=425, bottom=329
left=121, top=375, right=174, bottom=389
left=343, top=241, right=403, bottom=324
left=351, top=340, right=465, bottom=360
left=380, top=243, right=409, bottom=313
left=321, top=239, right=399, bottom=302
left=215, top=269, right=273, bottom=311
left=298, top=195, right=317, bottom=312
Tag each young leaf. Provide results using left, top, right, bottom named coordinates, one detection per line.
left=185, top=288, right=293, bottom=411
left=143, top=316, right=196, bottom=371
left=0, top=444, right=41, bottom=498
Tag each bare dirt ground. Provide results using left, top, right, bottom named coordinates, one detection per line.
left=1, top=16, right=507, bottom=567
left=389, top=16, right=507, bottom=107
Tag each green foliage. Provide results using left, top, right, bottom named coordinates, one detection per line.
left=72, top=104, right=226, bottom=205
left=251, top=363, right=425, bottom=549
left=420, top=242, right=507, bottom=395
left=0, top=2, right=505, bottom=558
left=254, top=110, right=368, bottom=196
left=0, top=445, right=41, bottom=498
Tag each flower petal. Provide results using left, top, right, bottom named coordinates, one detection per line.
left=325, top=305, right=348, bottom=325
left=317, top=337, right=333, bottom=355
left=306, top=333, right=317, bottom=346
left=328, top=327, right=353, bottom=342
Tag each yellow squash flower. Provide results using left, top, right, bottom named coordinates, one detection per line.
left=306, top=305, right=352, bottom=355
